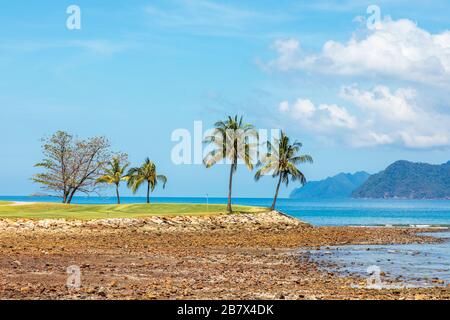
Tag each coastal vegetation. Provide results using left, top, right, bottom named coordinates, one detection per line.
left=32, top=131, right=168, bottom=205
left=96, top=155, right=129, bottom=204
left=255, top=131, right=313, bottom=210
left=353, top=160, right=450, bottom=199
left=126, top=158, right=167, bottom=204
left=0, top=202, right=264, bottom=220
left=290, top=171, right=369, bottom=199
left=203, top=115, right=258, bottom=213
left=32, top=131, right=111, bottom=204
left=33, top=121, right=313, bottom=211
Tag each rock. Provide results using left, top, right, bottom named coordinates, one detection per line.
left=145, top=292, right=157, bottom=300
left=432, top=279, right=445, bottom=285
left=86, top=288, right=96, bottom=294
left=20, top=286, right=30, bottom=293
left=12, top=260, right=22, bottom=266
left=97, top=287, right=107, bottom=297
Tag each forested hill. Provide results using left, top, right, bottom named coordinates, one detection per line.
left=352, top=160, right=450, bottom=199
left=290, top=171, right=370, bottom=199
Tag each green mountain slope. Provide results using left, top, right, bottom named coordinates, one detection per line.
left=352, top=160, right=450, bottom=199
left=290, top=172, right=370, bottom=199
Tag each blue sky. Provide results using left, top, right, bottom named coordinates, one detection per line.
left=1, top=0, right=450, bottom=198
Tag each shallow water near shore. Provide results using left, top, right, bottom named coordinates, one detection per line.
left=306, top=231, right=450, bottom=288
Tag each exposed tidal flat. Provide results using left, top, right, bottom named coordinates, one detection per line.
left=0, top=200, right=450, bottom=299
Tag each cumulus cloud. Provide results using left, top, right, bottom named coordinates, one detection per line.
left=317, top=104, right=357, bottom=129
left=269, top=17, right=450, bottom=149
left=268, top=18, right=450, bottom=86
left=278, top=99, right=316, bottom=119
left=278, top=85, right=450, bottom=149
left=340, top=85, right=418, bottom=122
left=278, top=99, right=356, bottom=133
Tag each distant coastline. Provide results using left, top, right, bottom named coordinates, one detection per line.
left=291, top=160, right=450, bottom=201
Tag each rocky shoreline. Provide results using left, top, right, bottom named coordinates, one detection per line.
left=0, top=211, right=306, bottom=232
left=0, top=211, right=449, bottom=300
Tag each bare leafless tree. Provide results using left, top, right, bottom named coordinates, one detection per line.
left=32, top=131, right=111, bottom=204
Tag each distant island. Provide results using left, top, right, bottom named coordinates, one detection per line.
left=29, top=193, right=53, bottom=197
left=290, top=171, right=370, bottom=199
left=290, top=160, right=450, bottom=200
left=353, top=160, right=450, bottom=200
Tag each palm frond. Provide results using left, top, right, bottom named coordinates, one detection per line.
left=157, top=175, right=167, bottom=188
left=255, top=132, right=312, bottom=187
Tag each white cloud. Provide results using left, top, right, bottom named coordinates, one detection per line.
left=269, top=16, right=450, bottom=149
left=318, top=104, right=357, bottom=129
left=278, top=85, right=450, bottom=149
left=278, top=99, right=356, bottom=132
left=340, top=85, right=418, bottom=122
left=279, top=98, right=316, bottom=119
left=268, top=18, right=450, bottom=86
left=278, top=101, right=290, bottom=113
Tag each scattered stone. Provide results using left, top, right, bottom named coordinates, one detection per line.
left=0, top=213, right=446, bottom=300
left=12, top=260, right=21, bottom=267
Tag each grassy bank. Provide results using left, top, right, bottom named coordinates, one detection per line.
left=0, top=202, right=267, bottom=220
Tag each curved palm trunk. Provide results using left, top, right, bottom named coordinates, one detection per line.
left=271, top=175, right=283, bottom=211
left=115, top=184, right=121, bottom=205
left=227, top=164, right=234, bottom=213
left=146, top=181, right=150, bottom=204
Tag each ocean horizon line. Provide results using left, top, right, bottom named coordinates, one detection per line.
left=0, top=195, right=287, bottom=200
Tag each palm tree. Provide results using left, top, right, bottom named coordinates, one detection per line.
left=126, top=158, right=167, bottom=204
left=96, top=156, right=129, bottom=204
left=255, top=132, right=313, bottom=211
left=203, top=115, right=258, bottom=213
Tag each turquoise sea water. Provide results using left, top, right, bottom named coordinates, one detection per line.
left=1, top=196, right=450, bottom=227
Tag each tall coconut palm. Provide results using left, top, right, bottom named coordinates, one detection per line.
left=96, top=155, right=129, bottom=204
left=203, top=115, right=258, bottom=213
left=126, top=158, right=167, bottom=204
left=255, top=132, right=313, bottom=210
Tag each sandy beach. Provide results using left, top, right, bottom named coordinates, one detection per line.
left=1, top=211, right=449, bottom=300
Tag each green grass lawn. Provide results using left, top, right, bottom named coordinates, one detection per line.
left=0, top=202, right=268, bottom=220
left=0, top=201, right=13, bottom=206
